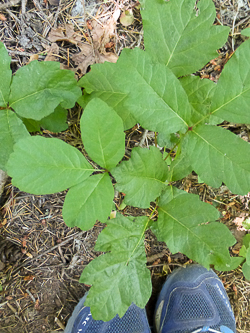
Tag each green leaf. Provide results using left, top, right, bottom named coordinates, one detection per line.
left=242, top=262, right=250, bottom=280
left=158, top=132, right=180, bottom=149
left=7, top=136, right=93, bottom=194
left=21, top=118, right=41, bottom=133
left=80, top=99, right=125, bottom=170
left=214, top=256, right=244, bottom=271
left=183, top=125, right=250, bottom=194
left=241, top=28, right=250, bottom=37
left=62, top=173, right=114, bottom=230
left=246, top=246, right=250, bottom=266
left=141, top=0, right=229, bottom=76
left=208, top=40, right=250, bottom=124
left=21, top=106, right=68, bottom=133
left=239, top=245, right=247, bottom=258
left=179, top=76, right=221, bottom=125
left=40, top=105, right=68, bottom=132
left=152, top=187, right=235, bottom=269
left=78, top=58, right=135, bottom=130
left=120, top=9, right=134, bottom=27
left=243, top=234, right=250, bottom=248
left=79, top=48, right=192, bottom=134
left=242, top=218, right=250, bottom=230
left=95, top=214, right=148, bottom=252
left=0, top=110, right=29, bottom=171
left=0, top=42, right=12, bottom=107
left=80, top=214, right=151, bottom=321
left=112, top=146, right=168, bottom=208
left=9, top=61, right=81, bottom=120
left=169, top=152, right=193, bottom=181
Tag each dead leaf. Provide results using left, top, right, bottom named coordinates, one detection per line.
left=23, top=275, right=35, bottom=281
left=105, top=42, right=114, bottom=49
left=1, top=219, right=7, bottom=226
left=44, top=43, right=59, bottom=62
left=5, top=296, right=13, bottom=300
left=232, top=212, right=250, bottom=231
left=73, top=53, right=95, bottom=75
left=99, top=52, right=118, bottom=63
left=60, top=63, right=74, bottom=71
left=87, top=20, right=92, bottom=30
left=91, top=9, right=120, bottom=51
left=48, top=24, right=82, bottom=45
left=231, top=228, right=246, bottom=243
left=76, top=42, right=93, bottom=56
left=50, top=12, right=120, bottom=77
left=152, top=259, right=161, bottom=265
left=71, top=43, right=95, bottom=74
left=91, top=20, right=105, bottom=45
left=120, top=9, right=134, bottom=27
left=29, top=54, right=39, bottom=62
left=0, top=13, right=7, bottom=21
left=72, top=41, right=118, bottom=76
left=48, top=0, right=59, bottom=5
left=34, top=299, right=40, bottom=310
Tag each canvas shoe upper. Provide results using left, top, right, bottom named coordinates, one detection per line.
left=154, top=264, right=236, bottom=333
left=64, top=293, right=151, bottom=333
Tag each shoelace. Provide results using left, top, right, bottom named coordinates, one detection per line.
left=192, top=326, right=235, bottom=333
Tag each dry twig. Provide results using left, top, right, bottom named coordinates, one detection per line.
left=0, top=0, right=20, bottom=10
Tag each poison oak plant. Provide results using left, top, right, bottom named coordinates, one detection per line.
left=5, top=0, right=250, bottom=321
left=0, top=43, right=81, bottom=171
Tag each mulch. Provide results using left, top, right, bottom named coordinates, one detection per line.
left=0, top=0, right=250, bottom=332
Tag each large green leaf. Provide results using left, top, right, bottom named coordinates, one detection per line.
left=242, top=246, right=250, bottom=280
left=7, top=136, right=93, bottom=194
left=0, top=110, right=29, bottom=171
left=179, top=76, right=221, bottom=125
left=242, top=28, right=250, bottom=37
left=21, top=105, right=68, bottom=133
left=141, top=0, right=229, bottom=76
left=0, top=42, right=12, bottom=107
left=169, top=152, right=193, bottom=181
left=242, top=261, right=250, bottom=280
left=246, top=246, right=250, bottom=266
left=80, top=214, right=151, bottom=321
left=183, top=125, right=250, bottom=195
left=112, top=146, right=168, bottom=208
left=95, top=214, right=148, bottom=252
left=21, top=118, right=41, bottom=133
left=152, top=187, right=235, bottom=268
left=78, top=59, right=134, bottom=130
left=214, top=256, right=244, bottom=271
left=81, top=99, right=125, bottom=170
left=9, top=61, right=81, bottom=120
left=208, top=40, right=250, bottom=124
left=62, top=173, right=114, bottom=230
left=79, top=48, right=191, bottom=134
left=40, top=105, right=68, bottom=132
left=243, top=234, right=250, bottom=248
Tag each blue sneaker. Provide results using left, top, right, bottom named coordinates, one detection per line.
left=154, top=265, right=236, bottom=333
left=64, top=293, right=151, bottom=333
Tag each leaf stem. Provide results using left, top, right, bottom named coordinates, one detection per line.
left=163, top=142, right=178, bottom=161
left=126, top=205, right=158, bottom=266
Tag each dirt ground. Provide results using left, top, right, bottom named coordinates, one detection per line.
left=1, top=0, right=250, bottom=332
